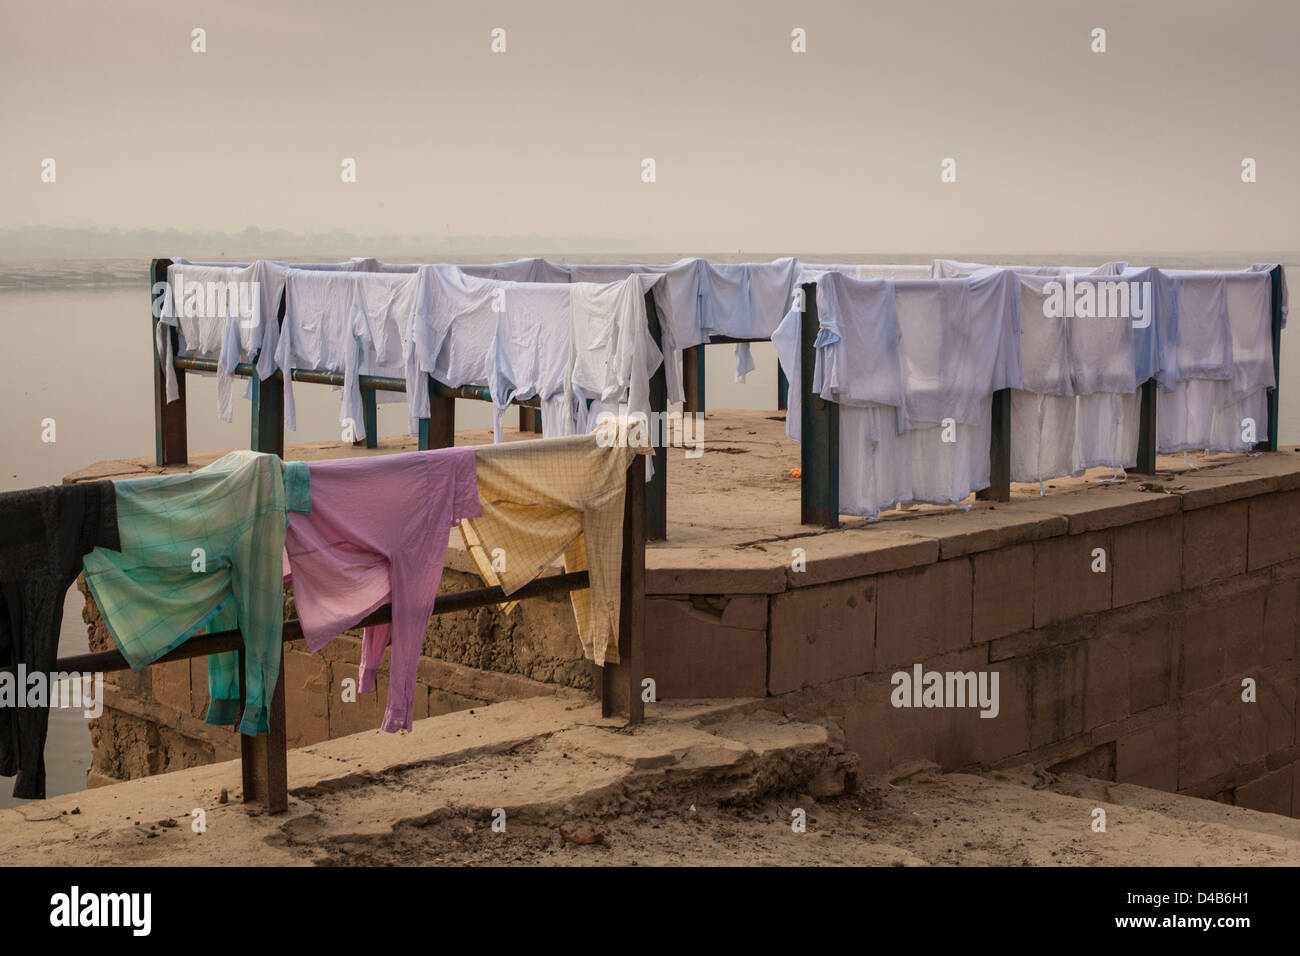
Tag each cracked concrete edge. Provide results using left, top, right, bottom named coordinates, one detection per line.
left=646, top=450, right=1300, bottom=593
left=0, top=691, right=842, bottom=859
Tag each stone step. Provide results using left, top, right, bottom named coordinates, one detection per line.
left=0, top=695, right=845, bottom=865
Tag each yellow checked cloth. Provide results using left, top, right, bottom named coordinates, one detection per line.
left=460, top=428, right=650, bottom=666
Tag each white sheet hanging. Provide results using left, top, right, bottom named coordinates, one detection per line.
left=1165, top=271, right=1233, bottom=383
left=777, top=270, right=1015, bottom=516
left=1010, top=392, right=1080, bottom=484
left=489, top=283, right=573, bottom=443
left=1220, top=271, right=1276, bottom=404
left=892, top=271, right=1021, bottom=431
left=934, top=261, right=1146, bottom=480
left=1075, top=392, right=1140, bottom=470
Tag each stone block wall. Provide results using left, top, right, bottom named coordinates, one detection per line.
left=638, top=483, right=1300, bottom=816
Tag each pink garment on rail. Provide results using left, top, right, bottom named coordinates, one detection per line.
left=282, top=447, right=480, bottom=732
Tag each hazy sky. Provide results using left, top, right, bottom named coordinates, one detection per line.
left=2, top=0, right=1297, bottom=255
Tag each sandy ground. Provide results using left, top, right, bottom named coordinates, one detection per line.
left=309, top=767, right=1300, bottom=867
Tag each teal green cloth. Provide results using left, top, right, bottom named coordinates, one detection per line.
left=202, top=601, right=241, bottom=728
left=83, top=451, right=310, bottom=736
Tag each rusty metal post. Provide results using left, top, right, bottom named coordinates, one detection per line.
left=238, top=646, right=289, bottom=813
left=418, top=378, right=456, bottom=450
left=356, top=389, right=378, bottom=449
left=518, top=406, right=542, bottom=433
left=602, top=457, right=646, bottom=723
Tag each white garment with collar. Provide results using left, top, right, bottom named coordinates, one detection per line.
left=157, top=257, right=391, bottom=424
left=275, top=269, right=416, bottom=441
left=698, top=259, right=799, bottom=384
left=156, top=261, right=271, bottom=423
left=405, top=265, right=507, bottom=433
left=891, top=273, right=1012, bottom=508
left=1155, top=267, right=1275, bottom=453
left=567, top=259, right=705, bottom=404
left=1039, top=269, right=1140, bottom=475
left=809, top=272, right=904, bottom=414
left=776, top=268, right=1019, bottom=438
left=568, top=274, right=664, bottom=434
left=407, top=267, right=663, bottom=445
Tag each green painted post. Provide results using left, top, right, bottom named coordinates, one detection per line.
left=250, top=290, right=285, bottom=457
left=799, top=282, right=838, bottom=527
left=1263, top=265, right=1284, bottom=452
left=151, top=258, right=188, bottom=465
left=356, top=390, right=378, bottom=449
left=777, top=365, right=789, bottom=411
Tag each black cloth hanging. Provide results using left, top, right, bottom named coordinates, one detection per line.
left=0, top=481, right=119, bottom=799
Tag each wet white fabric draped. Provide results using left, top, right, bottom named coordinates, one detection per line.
left=157, top=257, right=1283, bottom=486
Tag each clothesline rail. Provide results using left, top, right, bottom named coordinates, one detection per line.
left=153, top=258, right=1282, bottom=537
left=26, top=456, right=645, bottom=813
left=151, top=257, right=672, bottom=542
left=680, top=338, right=790, bottom=418
left=795, top=268, right=1287, bottom=528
